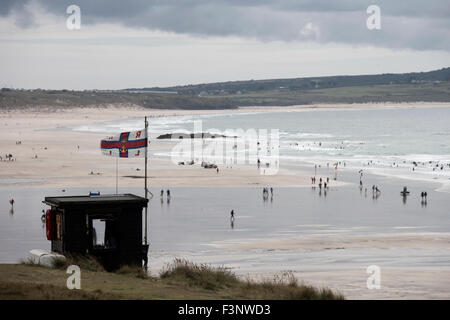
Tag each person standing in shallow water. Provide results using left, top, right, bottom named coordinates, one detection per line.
left=230, top=210, right=235, bottom=220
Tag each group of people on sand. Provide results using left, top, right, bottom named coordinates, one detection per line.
left=311, top=177, right=330, bottom=190
left=262, top=187, right=274, bottom=201
left=420, top=191, right=428, bottom=207
left=1, top=154, right=15, bottom=162
left=367, top=185, right=381, bottom=199
left=160, top=189, right=171, bottom=197
left=159, top=189, right=171, bottom=204
left=371, top=185, right=381, bottom=194
left=262, top=187, right=273, bottom=195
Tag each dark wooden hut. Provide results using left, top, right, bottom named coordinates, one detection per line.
left=43, top=194, right=148, bottom=271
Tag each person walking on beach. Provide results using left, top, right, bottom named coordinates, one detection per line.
left=160, top=189, right=164, bottom=197
left=9, top=198, right=14, bottom=208
left=230, top=210, right=235, bottom=220
left=270, top=187, right=273, bottom=196
left=167, top=189, right=171, bottom=198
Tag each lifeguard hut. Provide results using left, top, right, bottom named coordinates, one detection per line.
left=43, top=194, right=148, bottom=271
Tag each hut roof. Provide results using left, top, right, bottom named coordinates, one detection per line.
left=43, top=193, right=148, bottom=208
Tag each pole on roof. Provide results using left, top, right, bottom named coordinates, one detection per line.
left=116, top=158, right=118, bottom=194
left=144, top=116, right=148, bottom=245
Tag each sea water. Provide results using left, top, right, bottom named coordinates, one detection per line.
left=71, top=105, right=450, bottom=192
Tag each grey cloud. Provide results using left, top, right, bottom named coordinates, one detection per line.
left=2, top=0, right=450, bottom=50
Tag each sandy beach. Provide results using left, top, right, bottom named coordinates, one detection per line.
left=1, top=102, right=448, bottom=188
left=0, top=104, right=310, bottom=188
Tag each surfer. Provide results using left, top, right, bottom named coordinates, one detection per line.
left=401, top=186, right=409, bottom=195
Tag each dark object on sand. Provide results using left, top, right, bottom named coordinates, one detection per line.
left=400, top=186, right=410, bottom=196
left=157, top=132, right=237, bottom=140
left=202, top=162, right=217, bottom=169
left=43, top=194, right=148, bottom=271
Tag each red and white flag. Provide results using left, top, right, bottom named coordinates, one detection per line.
left=100, top=129, right=147, bottom=158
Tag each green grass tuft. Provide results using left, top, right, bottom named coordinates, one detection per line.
left=116, top=265, right=149, bottom=279
left=160, top=258, right=240, bottom=290
left=160, top=259, right=344, bottom=299
left=51, top=254, right=105, bottom=272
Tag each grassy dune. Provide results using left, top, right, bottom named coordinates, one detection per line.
left=0, top=258, right=343, bottom=300
left=1, top=81, right=449, bottom=111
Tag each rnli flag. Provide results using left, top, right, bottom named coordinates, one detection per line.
left=100, top=129, right=147, bottom=158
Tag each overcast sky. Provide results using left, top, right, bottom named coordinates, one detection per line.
left=1, top=0, right=449, bottom=89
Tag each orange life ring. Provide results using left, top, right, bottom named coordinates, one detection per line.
left=46, top=209, right=53, bottom=240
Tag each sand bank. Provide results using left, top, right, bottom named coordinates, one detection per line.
left=209, top=232, right=450, bottom=250
left=250, top=268, right=450, bottom=300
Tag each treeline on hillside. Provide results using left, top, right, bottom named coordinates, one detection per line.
left=137, top=67, right=450, bottom=96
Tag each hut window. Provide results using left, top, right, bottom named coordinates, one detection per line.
left=92, top=219, right=105, bottom=247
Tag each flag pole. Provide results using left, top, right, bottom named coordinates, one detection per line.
left=144, top=116, right=148, bottom=245
left=116, top=157, right=118, bottom=194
